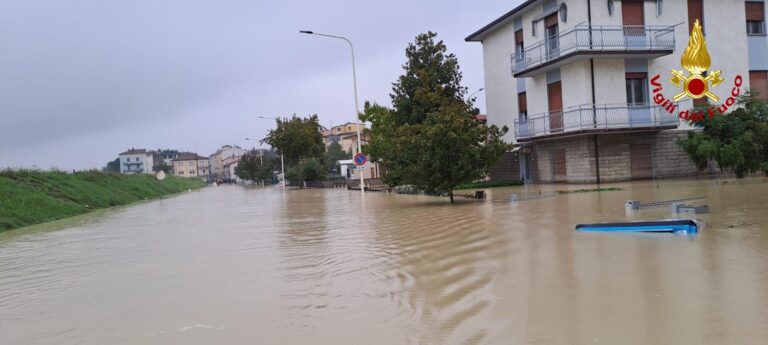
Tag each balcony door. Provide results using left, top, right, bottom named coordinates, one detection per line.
left=545, top=13, right=559, bottom=59
left=626, top=72, right=651, bottom=125
left=622, top=0, right=646, bottom=49
left=548, top=81, right=563, bottom=133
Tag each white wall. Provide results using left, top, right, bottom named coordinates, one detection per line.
left=481, top=19, right=519, bottom=143
left=119, top=153, right=153, bottom=174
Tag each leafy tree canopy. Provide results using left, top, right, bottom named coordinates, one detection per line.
left=285, top=158, right=327, bottom=185
left=679, top=94, right=768, bottom=177
left=326, top=141, right=351, bottom=174
left=362, top=32, right=510, bottom=202
left=261, top=114, right=326, bottom=168
left=235, top=150, right=275, bottom=182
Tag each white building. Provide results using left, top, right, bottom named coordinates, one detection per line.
left=467, top=0, right=766, bottom=183
left=337, top=159, right=380, bottom=180
left=209, top=145, right=247, bottom=178
left=118, top=148, right=154, bottom=174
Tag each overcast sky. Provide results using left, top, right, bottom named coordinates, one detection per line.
left=0, top=0, right=518, bottom=170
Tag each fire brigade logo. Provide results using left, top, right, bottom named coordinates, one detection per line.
left=651, top=19, right=743, bottom=122
left=669, top=20, right=724, bottom=102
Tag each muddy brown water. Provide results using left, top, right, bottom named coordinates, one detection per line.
left=1, top=179, right=767, bottom=344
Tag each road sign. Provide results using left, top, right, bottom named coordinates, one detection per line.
left=353, top=152, right=367, bottom=166
left=355, top=166, right=365, bottom=171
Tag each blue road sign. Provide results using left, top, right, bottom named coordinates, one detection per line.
left=354, top=153, right=367, bottom=166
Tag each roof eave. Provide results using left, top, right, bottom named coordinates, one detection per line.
left=465, top=0, right=539, bottom=42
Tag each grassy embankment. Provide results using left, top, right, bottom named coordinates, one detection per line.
left=0, top=170, right=206, bottom=232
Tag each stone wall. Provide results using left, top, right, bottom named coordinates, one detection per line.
left=653, top=130, right=700, bottom=178
left=530, top=130, right=701, bottom=183
left=489, top=151, right=521, bottom=181
left=532, top=136, right=596, bottom=183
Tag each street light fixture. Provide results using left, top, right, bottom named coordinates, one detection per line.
left=300, top=30, right=365, bottom=195
left=251, top=116, right=286, bottom=190
left=468, top=88, right=485, bottom=102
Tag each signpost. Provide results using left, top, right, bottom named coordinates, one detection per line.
left=354, top=152, right=367, bottom=166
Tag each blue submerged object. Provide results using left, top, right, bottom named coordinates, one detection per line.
left=575, top=219, right=699, bottom=234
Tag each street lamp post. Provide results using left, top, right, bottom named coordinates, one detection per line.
left=300, top=30, right=365, bottom=196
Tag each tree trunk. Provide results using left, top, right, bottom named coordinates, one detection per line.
left=449, top=191, right=454, bottom=204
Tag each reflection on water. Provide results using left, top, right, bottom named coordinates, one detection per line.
left=1, top=180, right=767, bottom=344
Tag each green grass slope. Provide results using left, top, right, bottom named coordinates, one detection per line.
left=0, top=170, right=206, bottom=231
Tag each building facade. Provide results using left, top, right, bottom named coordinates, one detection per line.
left=322, top=122, right=366, bottom=153
left=118, top=149, right=154, bottom=174
left=467, top=0, right=766, bottom=183
left=173, top=153, right=210, bottom=178
left=209, top=145, right=246, bottom=179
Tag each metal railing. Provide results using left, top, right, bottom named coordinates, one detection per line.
left=511, top=25, right=676, bottom=74
left=514, top=103, right=679, bottom=139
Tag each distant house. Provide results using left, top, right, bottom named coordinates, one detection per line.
left=173, top=153, right=210, bottom=178
left=209, top=145, right=246, bottom=179
left=222, top=155, right=241, bottom=182
left=322, top=122, right=366, bottom=153
left=119, top=148, right=154, bottom=174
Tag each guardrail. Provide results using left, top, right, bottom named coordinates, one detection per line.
left=514, top=103, right=679, bottom=140
left=512, top=25, right=676, bottom=75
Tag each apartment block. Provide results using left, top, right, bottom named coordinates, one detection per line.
left=467, top=0, right=767, bottom=183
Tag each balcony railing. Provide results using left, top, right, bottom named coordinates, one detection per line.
left=514, top=103, right=678, bottom=140
left=511, top=25, right=676, bottom=76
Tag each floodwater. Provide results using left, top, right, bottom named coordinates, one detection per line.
left=1, top=179, right=768, bottom=345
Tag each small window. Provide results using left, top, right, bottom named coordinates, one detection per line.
left=626, top=73, right=648, bottom=105
left=126, top=157, right=131, bottom=162
left=747, top=2, right=765, bottom=35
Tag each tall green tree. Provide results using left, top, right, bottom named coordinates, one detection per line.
left=362, top=32, right=510, bottom=203
left=325, top=141, right=351, bottom=175
left=261, top=114, right=326, bottom=168
left=235, top=150, right=274, bottom=183
left=679, top=94, right=768, bottom=177
left=104, top=158, right=120, bottom=173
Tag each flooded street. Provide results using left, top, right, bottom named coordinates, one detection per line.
left=1, top=179, right=768, bottom=344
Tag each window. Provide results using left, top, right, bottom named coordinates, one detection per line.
left=126, top=157, right=131, bottom=162
left=625, top=73, right=648, bottom=105
left=747, top=2, right=765, bottom=35
left=515, top=30, right=524, bottom=62
left=750, top=70, right=768, bottom=100
left=189, top=170, right=194, bottom=174
left=518, top=92, right=528, bottom=120
left=545, top=13, right=559, bottom=58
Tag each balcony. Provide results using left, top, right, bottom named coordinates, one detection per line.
left=512, top=25, right=676, bottom=77
left=514, top=103, right=679, bottom=141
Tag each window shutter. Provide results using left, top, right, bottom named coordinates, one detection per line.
left=687, top=0, right=704, bottom=33
left=746, top=2, right=765, bottom=21
left=749, top=71, right=768, bottom=100
left=545, top=13, right=558, bottom=27
left=518, top=92, right=528, bottom=113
